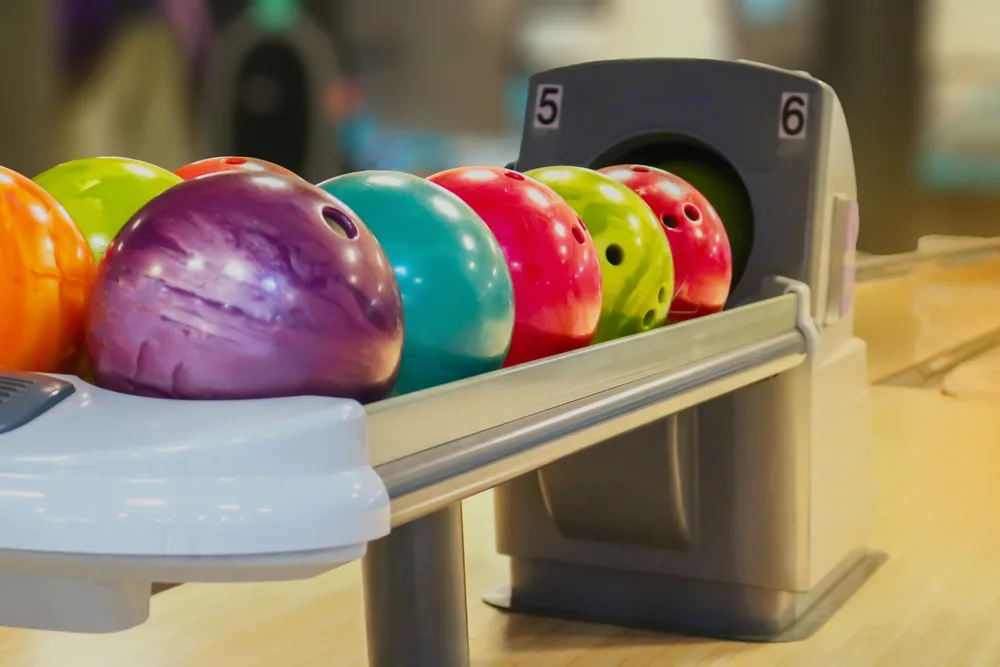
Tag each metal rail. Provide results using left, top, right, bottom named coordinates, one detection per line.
left=856, top=238, right=1000, bottom=282
left=367, top=293, right=806, bottom=524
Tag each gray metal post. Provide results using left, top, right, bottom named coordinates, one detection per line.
left=0, top=1, right=56, bottom=176
left=811, top=0, right=925, bottom=254
left=362, top=504, right=470, bottom=667
left=729, top=0, right=929, bottom=255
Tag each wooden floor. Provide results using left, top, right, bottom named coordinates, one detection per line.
left=4, top=261, right=1000, bottom=666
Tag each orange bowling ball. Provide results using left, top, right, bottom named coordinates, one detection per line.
left=0, top=166, right=97, bottom=373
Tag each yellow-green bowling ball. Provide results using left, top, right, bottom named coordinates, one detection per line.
left=526, top=166, right=675, bottom=343
left=35, top=157, right=182, bottom=260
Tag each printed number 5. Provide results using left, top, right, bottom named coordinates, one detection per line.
left=534, top=85, right=563, bottom=130
left=779, top=93, right=808, bottom=139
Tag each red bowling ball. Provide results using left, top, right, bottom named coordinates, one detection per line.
left=600, top=165, right=732, bottom=323
left=174, top=156, right=299, bottom=181
left=428, top=166, right=602, bottom=366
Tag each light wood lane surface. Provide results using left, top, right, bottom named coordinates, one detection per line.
left=4, top=263, right=1000, bottom=665
left=856, top=257, right=1000, bottom=381
left=944, top=344, right=1000, bottom=398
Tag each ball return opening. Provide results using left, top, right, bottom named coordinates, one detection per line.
left=0, top=59, right=877, bottom=667
left=590, top=134, right=756, bottom=287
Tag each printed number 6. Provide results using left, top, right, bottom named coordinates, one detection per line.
left=780, top=94, right=808, bottom=138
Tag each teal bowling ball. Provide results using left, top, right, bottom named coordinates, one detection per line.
left=319, top=171, right=515, bottom=395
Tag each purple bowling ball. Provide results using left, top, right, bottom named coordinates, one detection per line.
left=86, top=171, right=404, bottom=402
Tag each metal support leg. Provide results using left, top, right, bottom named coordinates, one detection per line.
left=362, top=504, right=470, bottom=667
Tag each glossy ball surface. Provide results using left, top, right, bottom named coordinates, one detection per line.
left=428, top=166, right=602, bottom=366
left=525, top=166, right=674, bottom=343
left=34, top=157, right=182, bottom=259
left=87, top=171, right=404, bottom=402
left=601, top=165, right=732, bottom=322
left=0, top=166, right=97, bottom=372
left=319, top=170, right=514, bottom=394
left=656, top=157, right=752, bottom=287
left=175, top=156, right=299, bottom=181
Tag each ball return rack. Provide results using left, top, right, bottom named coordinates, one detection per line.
left=0, top=59, right=876, bottom=667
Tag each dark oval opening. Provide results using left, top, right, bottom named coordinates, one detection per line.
left=224, top=157, right=248, bottom=165
left=323, top=207, right=359, bottom=240
left=662, top=214, right=679, bottom=229
left=631, top=165, right=651, bottom=173
left=572, top=226, right=586, bottom=244
left=504, top=171, right=525, bottom=181
left=683, top=203, right=702, bottom=222
left=233, top=40, right=308, bottom=175
left=606, top=244, right=624, bottom=266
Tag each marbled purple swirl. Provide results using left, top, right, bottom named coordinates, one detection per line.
left=87, top=171, right=404, bottom=402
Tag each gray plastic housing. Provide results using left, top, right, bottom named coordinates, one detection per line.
left=512, top=58, right=847, bottom=319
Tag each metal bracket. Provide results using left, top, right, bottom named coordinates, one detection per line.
left=760, top=276, right=820, bottom=359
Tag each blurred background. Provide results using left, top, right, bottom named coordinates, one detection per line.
left=0, top=0, right=998, bottom=254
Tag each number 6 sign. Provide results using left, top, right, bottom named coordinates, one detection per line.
left=779, top=92, right=809, bottom=139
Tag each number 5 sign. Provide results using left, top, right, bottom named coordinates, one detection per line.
left=779, top=92, right=809, bottom=140
left=533, top=84, right=564, bottom=130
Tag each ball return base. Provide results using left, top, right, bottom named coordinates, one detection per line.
left=483, top=550, right=887, bottom=643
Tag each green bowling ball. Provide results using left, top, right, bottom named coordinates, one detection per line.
left=656, top=158, right=753, bottom=286
left=318, top=171, right=514, bottom=395
left=35, top=157, right=182, bottom=260
left=526, top=166, right=674, bottom=343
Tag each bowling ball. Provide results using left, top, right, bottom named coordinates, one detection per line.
left=34, top=157, right=182, bottom=260
left=428, top=166, right=602, bottom=366
left=175, top=156, right=299, bottom=181
left=0, top=165, right=97, bottom=372
left=600, top=165, right=732, bottom=322
left=86, top=171, right=404, bottom=402
left=656, top=157, right=752, bottom=286
left=318, top=171, right=514, bottom=394
left=525, top=166, right=674, bottom=343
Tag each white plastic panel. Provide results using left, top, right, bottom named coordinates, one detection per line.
left=0, top=376, right=390, bottom=558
